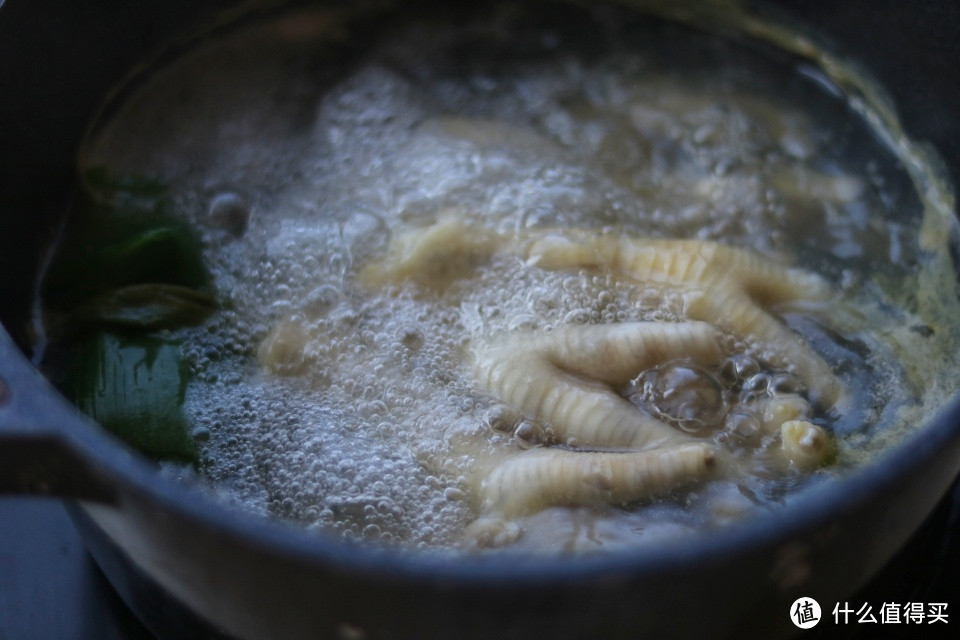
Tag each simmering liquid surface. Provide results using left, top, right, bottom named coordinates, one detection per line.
left=70, top=2, right=960, bottom=552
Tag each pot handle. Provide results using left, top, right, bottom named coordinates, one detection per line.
left=0, top=325, right=117, bottom=502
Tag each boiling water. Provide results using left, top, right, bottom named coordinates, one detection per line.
left=75, top=2, right=960, bottom=552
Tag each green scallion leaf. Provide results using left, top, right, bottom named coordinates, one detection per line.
left=68, top=332, right=198, bottom=463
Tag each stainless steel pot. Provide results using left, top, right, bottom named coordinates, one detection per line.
left=2, top=1, right=959, bottom=638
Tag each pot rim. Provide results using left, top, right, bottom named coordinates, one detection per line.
left=70, top=375, right=960, bottom=585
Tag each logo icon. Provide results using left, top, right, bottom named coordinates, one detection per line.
left=790, top=597, right=822, bottom=629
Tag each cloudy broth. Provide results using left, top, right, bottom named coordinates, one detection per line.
left=66, top=1, right=960, bottom=552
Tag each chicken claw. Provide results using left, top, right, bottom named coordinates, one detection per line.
left=524, top=234, right=846, bottom=409
left=471, top=321, right=723, bottom=449
left=478, top=443, right=719, bottom=517
left=346, top=220, right=844, bottom=540
left=358, top=218, right=499, bottom=291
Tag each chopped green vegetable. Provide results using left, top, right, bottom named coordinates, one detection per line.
left=98, top=225, right=210, bottom=289
left=42, top=169, right=217, bottom=464
left=43, top=168, right=209, bottom=312
left=44, top=222, right=210, bottom=310
left=70, top=284, right=216, bottom=332
left=68, top=332, right=197, bottom=462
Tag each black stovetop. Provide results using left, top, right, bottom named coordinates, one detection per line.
left=1, top=481, right=958, bottom=640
